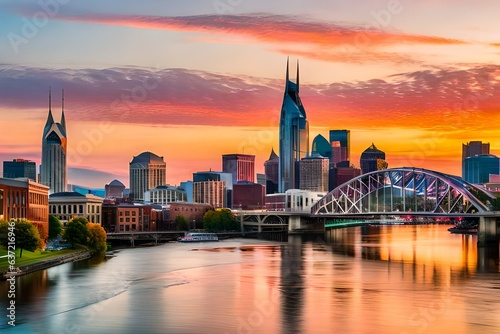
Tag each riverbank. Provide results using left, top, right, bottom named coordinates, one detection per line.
left=1, top=249, right=91, bottom=280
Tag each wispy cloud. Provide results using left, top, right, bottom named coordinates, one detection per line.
left=1, top=64, right=499, bottom=131
left=48, top=13, right=465, bottom=64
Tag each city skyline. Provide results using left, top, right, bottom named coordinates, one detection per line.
left=2, top=1, right=500, bottom=187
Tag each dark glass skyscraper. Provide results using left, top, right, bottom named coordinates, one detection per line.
left=41, top=90, right=67, bottom=193
left=279, top=59, right=309, bottom=192
left=311, top=134, right=332, bottom=161
left=360, top=143, right=387, bottom=174
left=463, top=154, right=499, bottom=184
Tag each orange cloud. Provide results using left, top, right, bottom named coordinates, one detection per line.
left=54, top=13, right=465, bottom=64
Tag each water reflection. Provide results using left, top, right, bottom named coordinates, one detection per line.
left=280, top=234, right=304, bottom=333
left=0, top=225, right=499, bottom=333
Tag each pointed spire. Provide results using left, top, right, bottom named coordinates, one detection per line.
left=285, top=57, right=290, bottom=92
left=61, top=89, right=66, bottom=130
left=44, top=87, right=54, bottom=130
left=296, top=59, right=300, bottom=92
left=269, top=147, right=279, bottom=160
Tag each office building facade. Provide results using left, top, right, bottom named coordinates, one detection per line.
left=222, top=154, right=255, bottom=184
left=3, top=159, right=36, bottom=181
left=129, top=151, right=166, bottom=202
left=0, top=177, right=50, bottom=236
left=299, top=154, right=329, bottom=192
left=193, top=181, right=227, bottom=209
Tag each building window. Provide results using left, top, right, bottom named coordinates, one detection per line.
left=120, top=225, right=124, bottom=231
left=132, top=218, right=136, bottom=222
left=120, top=218, right=123, bottom=222
left=126, top=218, right=130, bottom=222
left=119, top=211, right=123, bottom=216
left=132, top=211, right=136, bottom=216
left=79, top=205, right=84, bottom=214
left=125, top=211, right=130, bottom=216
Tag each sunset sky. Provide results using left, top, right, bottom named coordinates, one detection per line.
left=1, top=0, right=500, bottom=188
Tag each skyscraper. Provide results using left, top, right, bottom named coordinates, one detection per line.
left=129, top=151, right=166, bottom=202
left=222, top=154, right=255, bottom=184
left=329, top=130, right=350, bottom=167
left=279, top=59, right=309, bottom=192
left=41, top=90, right=67, bottom=193
left=360, top=143, right=387, bottom=174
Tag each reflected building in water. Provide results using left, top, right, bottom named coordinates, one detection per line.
left=280, top=234, right=305, bottom=333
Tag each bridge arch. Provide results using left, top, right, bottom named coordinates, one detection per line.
left=312, top=168, right=496, bottom=215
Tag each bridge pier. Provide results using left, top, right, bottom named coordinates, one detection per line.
left=478, top=217, right=500, bottom=246
left=288, top=216, right=302, bottom=231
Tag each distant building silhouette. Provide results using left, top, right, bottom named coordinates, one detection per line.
left=279, top=59, right=309, bottom=192
left=41, top=89, right=67, bottom=193
left=462, top=141, right=490, bottom=161
left=3, top=159, right=36, bottom=181
left=129, top=151, right=166, bottom=202
left=264, top=148, right=279, bottom=194
left=360, top=143, right=387, bottom=174
left=105, top=179, right=126, bottom=198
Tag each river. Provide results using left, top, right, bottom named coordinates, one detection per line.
left=1, top=225, right=499, bottom=334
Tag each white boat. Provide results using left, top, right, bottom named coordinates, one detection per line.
left=178, top=232, right=219, bottom=242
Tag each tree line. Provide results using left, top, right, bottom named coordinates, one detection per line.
left=0, top=216, right=107, bottom=258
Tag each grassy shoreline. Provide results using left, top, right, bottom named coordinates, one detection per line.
left=0, top=246, right=87, bottom=272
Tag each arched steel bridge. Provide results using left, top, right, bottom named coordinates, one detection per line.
left=311, top=168, right=497, bottom=216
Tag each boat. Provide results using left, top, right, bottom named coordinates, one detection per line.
left=448, top=221, right=478, bottom=234
left=178, top=232, right=219, bottom=242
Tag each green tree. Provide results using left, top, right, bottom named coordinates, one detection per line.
left=203, top=209, right=239, bottom=232
left=64, top=218, right=89, bottom=247
left=87, top=223, right=107, bottom=256
left=49, top=215, right=62, bottom=240
left=202, top=210, right=218, bottom=231
left=175, top=215, right=189, bottom=231
left=0, top=220, right=41, bottom=258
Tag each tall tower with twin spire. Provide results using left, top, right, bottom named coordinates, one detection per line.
left=278, top=59, right=309, bottom=192
left=41, top=89, right=67, bottom=193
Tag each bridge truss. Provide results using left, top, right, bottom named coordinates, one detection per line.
left=312, top=168, right=496, bottom=215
